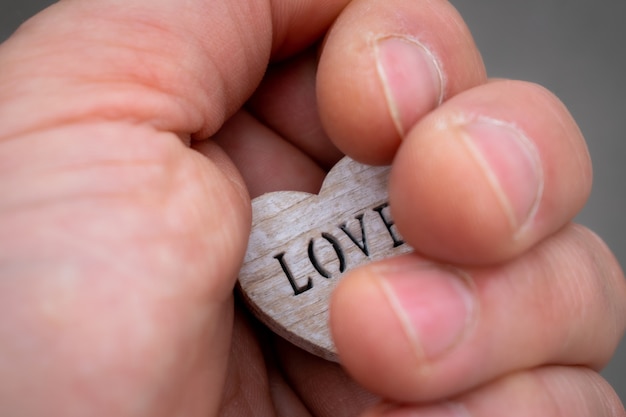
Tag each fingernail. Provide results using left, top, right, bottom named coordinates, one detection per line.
left=461, top=118, right=543, bottom=234
left=376, top=259, right=476, bottom=361
left=382, top=402, right=468, bottom=417
left=375, top=36, right=444, bottom=137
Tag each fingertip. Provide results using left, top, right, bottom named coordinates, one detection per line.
left=390, top=118, right=521, bottom=263
left=317, top=0, right=486, bottom=164
left=330, top=256, right=477, bottom=401
left=330, top=264, right=416, bottom=398
left=389, top=80, right=592, bottom=264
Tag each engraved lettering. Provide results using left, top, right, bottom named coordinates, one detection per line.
left=373, top=203, right=404, bottom=247
left=308, top=233, right=346, bottom=279
left=274, top=252, right=313, bottom=296
left=339, top=213, right=369, bottom=257
left=274, top=203, right=406, bottom=297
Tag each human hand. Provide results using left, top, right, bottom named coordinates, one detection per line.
left=0, top=0, right=624, bottom=416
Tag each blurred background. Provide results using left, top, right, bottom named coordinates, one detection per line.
left=2, top=0, right=625, bottom=405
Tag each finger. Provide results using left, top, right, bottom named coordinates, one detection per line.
left=246, top=48, right=343, bottom=170
left=330, top=224, right=626, bottom=402
left=213, top=47, right=343, bottom=196
left=273, top=337, right=379, bottom=417
left=218, top=309, right=278, bottom=417
left=390, top=80, right=592, bottom=264
left=317, top=0, right=487, bottom=164
left=363, top=367, right=626, bottom=417
left=219, top=305, right=378, bottom=417
left=0, top=0, right=351, bottom=142
left=203, top=110, right=327, bottom=198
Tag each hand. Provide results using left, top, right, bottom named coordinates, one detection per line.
left=0, top=1, right=624, bottom=417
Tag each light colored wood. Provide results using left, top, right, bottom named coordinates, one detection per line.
left=238, top=157, right=413, bottom=361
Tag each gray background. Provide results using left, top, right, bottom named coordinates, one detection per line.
left=2, top=0, right=624, bottom=405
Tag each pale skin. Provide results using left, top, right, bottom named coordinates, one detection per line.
left=0, top=0, right=625, bottom=416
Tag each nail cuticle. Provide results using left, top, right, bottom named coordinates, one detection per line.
left=374, top=35, right=445, bottom=137
left=459, top=116, right=544, bottom=236
left=375, top=260, right=478, bottom=365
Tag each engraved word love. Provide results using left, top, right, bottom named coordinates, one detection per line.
left=238, top=157, right=412, bottom=361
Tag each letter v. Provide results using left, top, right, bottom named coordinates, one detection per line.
left=339, top=213, right=369, bottom=257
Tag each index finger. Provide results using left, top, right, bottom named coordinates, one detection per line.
left=0, top=0, right=352, bottom=143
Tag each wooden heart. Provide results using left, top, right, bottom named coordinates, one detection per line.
left=237, top=157, right=413, bottom=361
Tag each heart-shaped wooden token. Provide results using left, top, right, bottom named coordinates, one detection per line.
left=238, top=157, right=413, bottom=361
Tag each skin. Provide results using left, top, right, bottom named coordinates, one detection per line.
left=0, top=0, right=624, bottom=416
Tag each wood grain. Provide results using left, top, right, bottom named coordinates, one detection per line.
left=238, top=157, right=413, bottom=361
